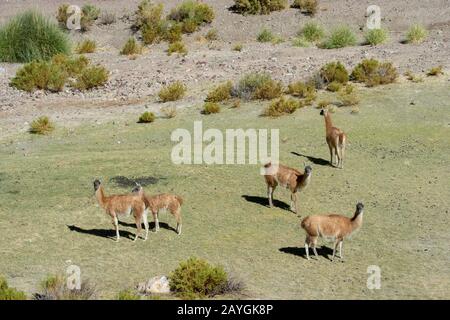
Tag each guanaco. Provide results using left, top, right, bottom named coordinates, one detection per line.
left=301, top=202, right=365, bottom=261
left=93, top=180, right=148, bottom=242
left=263, top=162, right=312, bottom=214
left=132, top=185, right=183, bottom=235
left=320, top=108, right=347, bottom=168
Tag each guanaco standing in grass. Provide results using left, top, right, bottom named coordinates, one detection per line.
left=320, top=108, right=347, bottom=168
left=93, top=180, right=148, bottom=242
left=301, top=202, right=364, bottom=261
left=263, top=162, right=312, bottom=214
left=132, top=185, right=183, bottom=235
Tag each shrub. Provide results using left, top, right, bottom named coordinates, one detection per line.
left=319, top=61, right=349, bottom=84
left=235, top=72, right=282, bottom=100
left=29, top=116, right=55, bottom=135
left=99, top=11, right=116, bottom=25
left=233, top=43, right=243, bottom=51
left=158, top=81, right=186, bottom=102
left=34, top=274, right=96, bottom=300
left=161, top=106, right=177, bottom=118
left=404, top=70, right=423, bottom=83
left=74, top=66, right=109, bottom=90
left=206, top=81, right=233, bottom=102
left=11, top=61, right=67, bottom=92
left=365, top=28, right=388, bottom=45
left=351, top=58, right=398, bottom=86
left=167, top=41, right=188, bottom=56
left=299, top=21, right=325, bottom=43
left=139, top=111, right=156, bottom=123
left=120, top=37, right=143, bottom=55
left=317, top=99, right=332, bottom=109
left=257, top=29, right=274, bottom=43
left=167, top=1, right=215, bottom=33
left=292, top=37, right=310, bottom=47
left=0, top=276, right=27, bottom=300
left=117, top=289, right=140, bottom=300
left=292, top=0, right=318, bottom=16
left=286, top=81, right=316, bottom=98
left=327, top=81, right=342, bottom=92
left=137, top=2, right=165, bottom=44
left=338, top=84, right=360, bottom=106
left=52, top=54, right=89, bottom=77
left=232, top=0, right=288, bottom=15
left=205, top=29, right=219, bottom=41
left=80, top=4, right=101, bottom=31
left=406, top=24, right=428, bottom=44
left=76, top=39, right=96, bottom=54
left=0, top=11, right=70, bottom=63
left=169, top=257, right=228, bottom=299
left=321, top=26, right=357, bottom=49
left=202, top=102, right=221, bottom=114
left=263, top=97, right=301, bottom=117
left=427, top=66, right=443, bottom=76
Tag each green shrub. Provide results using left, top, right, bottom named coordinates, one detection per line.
left=292, top=0, right=318, bottom=16
left=292, top=37, right=310, bottom=47
left=162, top=23, right=183, bottom=43
left=74, top=66, right=109, bottom=90
left=235, top=72, right=283, bottom=100
left=138, top=111, right=156, bottom=123
left=426, top=66, right=443, bottom=76
left=263, top=96, right=302, bottom=117
left=158, top=81, right=186, bottom=102
left=299, top=21, right=325, bottom=43
left=257, top=29, right=275, bottom=43
left=286, top=81, right=316, bottom=98
left=11, top=61, right=67, bottom=92
left=169, top=257, right=228, bottom=299
left=117, top=289, right=140, bottom=300
left=167, top=41, right=188, bottom=56
left=0, top=276, right=27, bottom=300
left=137, top=1, right=165, bottom=44
left=232, top=0, right=287, bottom=15
left=321, top=26, right=357, bottom=49
left=206, top=81, right=233, bottom=102
left=29, top=116, right=55, bottom=135
left=0, top=11, right=70, bottom=63
left=51, top=54, right=89, bottom=77
left=35, top=274, right=96, bottom=300
left=120, top=37, right=143, bottom=55
left=76, top=39, right=96, bottom=54
left=351, top=58, right=398, bottom=86
left=233, top=43, right=243, bottom=51
left=167, top=1, right=215, bottom=34
left=365, top=28, right=388, bottom=45
left=320, top=61, right=349, bottom=84
left=202, top=102, right=221, bottom=115
left=406, top=24, right=428, bottom=44
left=327, top=81, right=342, bottom=92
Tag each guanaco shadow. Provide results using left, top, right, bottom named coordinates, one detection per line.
left=279, top=246, right=334, bottom=261
left=118, top=220, right=177, bottom=233
left=291, top=152, right=330, bottom=167
left=67, top=225, right=135, bottom=240
left=241, top=195, right=291, bottom=211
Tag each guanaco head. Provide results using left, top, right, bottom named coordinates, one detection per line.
left=304, top=165, right=312, bottom=176
left=355, top=202, right=365, bottom=215
left=93, top=179, right=101, bottom=191
left=131, top=182, right=143, bottom=194
left=319, top=109, right=328, bottom=116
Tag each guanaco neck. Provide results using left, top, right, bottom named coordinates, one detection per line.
left=298, top=171, right=311, bottom=189
left=324, top=113, right=333, bottom=134
left=95, top=186, right=107, bottom=209
left=350, top=211, right=364, bottom=231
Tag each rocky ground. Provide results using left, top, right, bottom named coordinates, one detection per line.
left=0, top=0, right=449, bottom=137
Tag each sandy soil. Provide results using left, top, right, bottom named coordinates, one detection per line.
left=0, top=0, right=449, bottom=138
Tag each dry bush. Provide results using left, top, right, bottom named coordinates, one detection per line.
left=120, top=37, right=143, bottom=55
left=158, top=81, right=186, bottom=102
left=327, top=81, right=342, bottom=92
left=338, top=84, right=360, bottom=106
left=404, top=70, right=424, bottom=83
left=167, top=41, right=188, bottom=56
left=319, top=61, right=349, bottom=84
left=161, top=106, right=177, bottom=118
left=292, top=0, right=319, bottom=16
left=286, top=81, right=316, bottom=98
left=34, top=274, right=96, bottom=300
left=99, top=11, right=116, bottom=25
left=76, top=39, right=96, bottom=54
left=168, top=1, right=215, bottom=34
left=427, top=66, right=443, bottom=76
left=202, top=102, right=221, bottom=114
left=74, top=65, right=109, bottom=90
left=263, top=96, right=302, bottom=117
left=351, top=58, right=398, bottom=86
left=233, top=43, right=243, bottom=51
left=235, top=72, right=283, bottom=100
left=138, top=111, right=156, bottom=123
left=206, top=81, right=233, bottom=102
left=205, top=29, right=219, bottom=41
left=232, top=0, right=288, bottom=15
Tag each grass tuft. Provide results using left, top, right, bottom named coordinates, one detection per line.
left=158, top=81, right=186, bottom=102
left=76, top=39, right=96, bottom=54
left=321, top=26, right=357, bottom=49
left=120, top=37, right=143, bottom=55
left=138, top=111, right=156, bottom=123
left=406, top=24, right=428, bottom=44
left=202, top=102, right=221, bottom=115
left=365, top=28, right=389, bottom=46
left=29, top=116, right=55, bottom=135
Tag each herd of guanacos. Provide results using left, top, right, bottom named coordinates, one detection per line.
left=93, top=108, right=364, bottom=261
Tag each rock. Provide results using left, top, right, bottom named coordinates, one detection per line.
left=138, top=276, right=170, bottom=294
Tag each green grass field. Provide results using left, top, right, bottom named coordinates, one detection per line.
left=0, top=81, right=449, bottom=299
